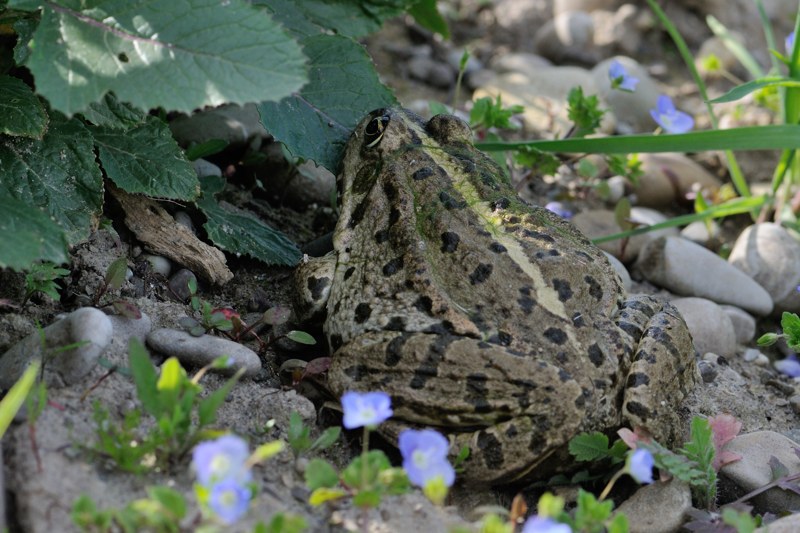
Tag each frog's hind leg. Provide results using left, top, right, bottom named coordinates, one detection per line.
left=616, top=295, right=698, bottom=446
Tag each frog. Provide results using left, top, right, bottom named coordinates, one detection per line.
left=294, top=107, right=698, bottom=485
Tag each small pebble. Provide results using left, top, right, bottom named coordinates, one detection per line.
left=697, top=360, right=718, bottom=383
left=173, top=211, right=195, bottom=234
left=168, top=269, right=197, bottom=302
left=789, top=395, right=800, bottom=415
left=140, top=254, right=172, bottom=277
left=0, top=308, right=112, bottom=389
left=146, top=328, right=261, bottom=377
left=192, top=158, right=222, bottom=179
left=615, top=478, right=692, bottom=533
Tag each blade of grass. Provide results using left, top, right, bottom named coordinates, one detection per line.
left=709, top=77, right=800, bottom=104
left=706, top=15, right=764, bottom=78
left=754, top=0, right=780, bottom=73
left=645, top=0, right=750, bottom=200
left=476, top=125, right=800, bottom=153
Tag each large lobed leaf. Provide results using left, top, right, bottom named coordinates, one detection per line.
left=0, top=75, right=48, bottom=138
left=12, top=0, right=308, bottom=116
left=0, top=112, right=103, bottom=245
left=0, top=197, right=69, bottom=270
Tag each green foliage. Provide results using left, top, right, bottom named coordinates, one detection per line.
left=721, top=507, right=758, bottom=533
left=566, top=87, right=604, bottom=138
left=757, top=312, right=800, bottom=350
left=254, top=513, right=308, bottom=533
left=568, top=432, right=626, bottom=463
left=469, top=96, right=524, bottom=130
left=305, top=458, right=340, bottom=490
left=23, top=262, right=70, bottom=304
left=287, top=411, right=341, bottom=455
left=0, top=363, right=39, bottom=438
left=680, top=418, right=718, bottom=508
left=90, top=339, right=244, bottom=472
left=513, top=147, right=561, bottom=176
left=72, top=487, right=187, bottom=533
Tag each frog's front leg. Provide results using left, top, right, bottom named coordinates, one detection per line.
left=328, top=330, right=585, bottom=485
left=616, top=295, right=698, bottom=446
left=293, top=253, right=337, bottom=323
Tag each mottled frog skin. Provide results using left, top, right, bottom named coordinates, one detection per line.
left=295, top=108, right=697, bottom=484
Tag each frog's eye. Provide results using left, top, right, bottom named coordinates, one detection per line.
left=364, top=115, right=390, bottom=148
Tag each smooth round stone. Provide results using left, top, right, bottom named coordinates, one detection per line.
left=168, top=269, right=197, bottom=302
left=720, top=431, right=800, bottom=514
left=0, top=308, right=113, bottom=389
left=173, top=211, right=196, bottom=234
left=697, top=359, right=718, bottom=383
left=591, top=56, right=661, bottom=133
left=671, top=297, right=736, bottom=357
left=636, top=236, right=773, bottom=315
left=634, top=153, right=722, bottom=207
left=571, top=208, right=678, bottom=262
left=534, top=11, right=597, bottom=64
left=615, top=478, right=692, bottom=533
left=140, top=254, right=172, bottom=277
left=192, top=158, right=222, bottom=179
left=490, top=52, right=552, bottom=78
left=146, top=328, right=261, bottom=377
left=680, top=219, right=721, bottom=246
left=169, top=103, right=268, bottom=147
left=728, top=223, right=800, bottom=313
left=603, top=252, right=631, bottom=291
left=720, top=305, right=756, bottom=344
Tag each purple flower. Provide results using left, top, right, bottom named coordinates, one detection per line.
left=341, top=391, right=393, bottom=429
left=627, top=448, right=654, bottom=484
left=608, top=60, right=639, bottom=92
left=775, top=354, right=800, bottom=377
left=192, top=435, right=252, bottom=486
left=521, top=516, right=573, bottom=533
left=649, top=95, right=694, bottom=133
left=399, top=429, right=455, bottom=488
left=787, top=31, right=796, bottom=54
left=545, top=201, right=573, bottom=219
left=208, top=478, right=251, bottom=525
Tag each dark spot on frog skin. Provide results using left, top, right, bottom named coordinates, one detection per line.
left=518, top=286, right=535, bottom=314
left=388, top=207, right=401, bottom=226
left=587, top=343, right=604, bottom=367
left=441, top=232, right=460, bottom=253
left=330, top=334, right=343, bottom=351
left=383, top=182, right=397, bottom=200
left=552, top=279, right=573, bottom=302
left=626, top=372, right=650, bottom=388
left=522, top=229, right=556, bottom=243
left=382, top=257, right=404, bottom=276
left=412, top=167, right=433, bottom=181
left=487, top=330, right=513, bottom=346
left=505, top=425, right=518, bottom=438
left=414, top=295, right=433, bottom=315
left=466, top=373, right=491, bottom=413
left=625, top=400, right=652, bottom=420
left=354, top=303, right=372, bottom=324
left=507, top=215, right=521, bottom=224
left=344, top=267, right=356, bottom=280
left=634, top=348, right=657, bottom=365
left=477, top=431, right=504, bottom=470
left=352, top=166, right=376, bottom=194
left=307, top=276, right=330, bottom=301
left=469, top=263, right=493, bottom=284
left=334, top=302, right=341, bottom=314
left=349, top=198, right=368, bottom=228
left=558, top=368, right=572, bottom=382
left=454, top=154, right=477, bottom=173
left=423, top=321, right=455, bottom=335
left=374, top=229, right=390, bottom=243
left=439, top=190, right=467, bottom=210
left=489, top=242, right=507, bottom=253
left=618, top=321, right=643, bottom=340
left=343, top=364, right=368, bottom=381
left=575, top=250, right=595, bottom=263
left=492, top=197, right=510, bottom=210
left=385, top=333, right=410, bottom=367
left=571, top=312, right=585, bottom=327
left=585, top=276, right=604, bottom=300
left=480, top=170, right=500, bottom=190
left=555, top=351, right=568, bottom=364
left=386, top=316, right=407, bottom=331
left=543, top=327, right=567, bottom=345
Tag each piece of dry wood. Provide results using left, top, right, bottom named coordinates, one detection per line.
left=108, top=184, right=233, bottom=285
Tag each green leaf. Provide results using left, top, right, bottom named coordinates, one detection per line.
left=91, top=116, right=199, bottom=200
left=185, top=139, right=228, bottom=161
left=408, top=0, right=449, bottom=38
left=258, top=33, right=397, bottom=172
left=353, top=488, right=382, bottom=508
left=709, top=76, right=800, bottom=104
left=0, top=75, right=48, bottom=138
left=0, top=362, right=39, bottom=438
left=305, top=458, right=340, bottom=490
left=252, top=441, right=284, bottom=462
left=14, top=0, right=307, bottom=116
left=780, top=312, right=800, bottom=350
left=0, top=112, right=103, bottom=245
left=756, top=332, right=780, bottom=346
left=128, top=339, right=162, bottom=418
left=197, top=175, right=302, bottom=266
left=105, top=257, right=129, bottom=290
left=258, top=513, right=308, bottom=533
left=0, top=196, right=69, bottom=270
left=308, top=487, right=347, bottom=506
left=80, top=93, right=147, bottom=130
left=607, top=512, right=629, bottom=533
left=721, top=507, right=757, bottom=533
left=197, top=368, right=244, bottom=427
left=574, top=488, right=613, bottom=529
left=288, top=411, right=312, bottom=453
left=286, top=330, right=317, bottom=345
left=146, top=486, right=187, bottom=520
left=311, top=426, right=341, bottom=452
left=476, top=125, right=800, bottom=154
left=568, top=432, right=612, bottom=462
left=342, top=450, right=391, bottom=488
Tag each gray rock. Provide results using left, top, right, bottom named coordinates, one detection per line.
left=615, top=479, right=692, bottom=533
left=635, top=153, right=722, bottom=207
left=286, top=161, right=337, bottom=208
left=720, top=431, right=800, bottom=514
left=603, top=252, right=631, bottom=291
left=671, top=297, right=736, bottom=357
left=697, top=359, right=718, bottom=383
left=167, top=269, right=197, bottom=302
left=680, top=219, right=721, bottom=246
left=332, top=493, right=470, bottom=532
left=571, top=208, right=677, bottom=262
left=146, top=328, right=261, bottom=377
left=192, top=158, right=222, bottom=179
left=728, top=223, right=800, bottom=313
left=554, top=0, right=620, bottom=15
left=140, top=254, right=172, bottom=277
left=173, top=211, right=196, bottom=234
left=169, top=103, right=268, bottom=148
left=720, top=305, right=756, bottom=344
left=635, top=236, right=773, bottom=315
left=0, top=308, right=113, bottom=389
left=756, top=513, right=800, bottom=533
left=108, top=312, right=152, bottom=347
left=490, top=52, right=551, bottom=78
left=534, top=11, right=599, bottom=64
left=592, top=56, right=661, bottom=133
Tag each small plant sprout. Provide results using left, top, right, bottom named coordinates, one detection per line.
left=398, top=429, right=455, bottom=505
left=608, top=59, right=639, bottom=92
left=649, top=95, right=694, bottom=133
left=756, top=311, right=800, bottom=377
left=22, top=261, right=70, bottom=305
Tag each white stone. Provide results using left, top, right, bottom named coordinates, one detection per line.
left=720, top=305, right=756, bottom=344
left=572, top=208, right=678, bottom=262
left=635, top=153, right=722, bottom=207
left=146, top=328, right=261, bottom=377
left=603, top=252, right=631, bottom=291
left=671, top=297, right=737, bottom=357
left=636, top=236, right=773, bottom=315
left=728, top=223, right=800, bottom=313
left=0, top=308, right=113, bottom=389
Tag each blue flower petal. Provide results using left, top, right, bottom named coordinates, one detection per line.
left=192, top=435, right=251, bottom=486
left=208, top=478, right=251, bottom=525
left=399, top=428, right=455, bottom=487
left=627, top=448, right=655, bottom=484
left=521, top=516, right=573, bottom=533
left=341, top=391, right=393, bottom=429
